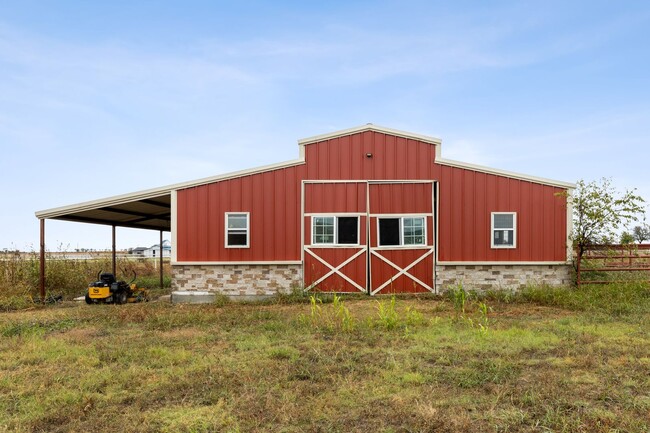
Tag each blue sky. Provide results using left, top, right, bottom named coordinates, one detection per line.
left=1, top=1, right=649, bottom=250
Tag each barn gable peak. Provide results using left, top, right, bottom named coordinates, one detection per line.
left=297, top=123, right=442, bottom=158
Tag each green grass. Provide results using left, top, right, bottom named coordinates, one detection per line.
left=0, top=284, right=649, bottom=432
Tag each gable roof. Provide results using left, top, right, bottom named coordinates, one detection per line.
left=35, top=124, right=574, bottom=230
left=298, top=123, right=442, bottom=146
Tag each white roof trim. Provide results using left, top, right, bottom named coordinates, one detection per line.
left=298, top=123, right=442, bottom=146
left=35, top=158, right=305, bottom=219
left=435, top=157, right=575, bottom=189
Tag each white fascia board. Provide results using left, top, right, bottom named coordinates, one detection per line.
left=35, top=158, right=305, bottom=219
left=437, top=261, right=569, bottom=266
left=171, top=261, right=302, bottom=266
left=435, top=157, right=576, bottom=189
left=298, top=124, right=442, bottom=147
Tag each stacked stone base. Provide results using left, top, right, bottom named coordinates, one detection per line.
left=172, top=263, right=572, bottom=298
left=436, top=264, right=572, bottom=292
left=172, top=264, right=301, bottom=297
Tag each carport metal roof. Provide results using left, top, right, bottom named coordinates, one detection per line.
left=34, top=157, right=305, bottom=230
left=35, top=189, right=172, bottom=231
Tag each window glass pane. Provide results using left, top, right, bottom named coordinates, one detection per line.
left=226, top=214, right=248, bottom=246
left=379, top=218, right=400, bottom=246
left=403, top=217, right=425, bottom=245
left=493, top=230, right=514, bottom=246
left=337, top=217, right=358, bottom=244
left=313, top=217, right=335, bottom=244
left=227, top=214, right=248, bottom=229
left=493, top=214, right=513, bottom=229
left=228, top=233, right=247, bottom=246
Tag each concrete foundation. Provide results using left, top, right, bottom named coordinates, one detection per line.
left=171, top=291, right=215, bottom=304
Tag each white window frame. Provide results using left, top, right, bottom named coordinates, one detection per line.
left=491, top=212, right=517, bottom=249
left=377, top=216, right=427, bottom=247
left=225, top=212, right=250, bottom=249
left=311, top=215, right=360, bottom=246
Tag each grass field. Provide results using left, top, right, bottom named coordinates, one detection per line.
left=0, top=252, right=171, bottom=311
left=1, top=284, right=649, bottom=432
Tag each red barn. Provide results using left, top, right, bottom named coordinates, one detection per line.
left=36, top=124, right=574, bottom=296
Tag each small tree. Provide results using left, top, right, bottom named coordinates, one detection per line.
left=632, top=223, right=650, bottom=244
left=560, top=178, right=645, bottom=285
left=620, top=231, right=635, bottom=245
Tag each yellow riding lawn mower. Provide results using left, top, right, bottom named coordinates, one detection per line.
left=85, top=271, right=149, bottom=304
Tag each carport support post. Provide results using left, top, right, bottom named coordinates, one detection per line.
left=39, top=218, right=45, bottom=301
left=112, top=225, right=116, bottom=277
left=159, top=230, right=164, bottom=289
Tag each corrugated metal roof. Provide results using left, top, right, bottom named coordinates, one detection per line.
left=35, top=124, right=574, bottom=231
left=35, top=159, right=305, bottom=230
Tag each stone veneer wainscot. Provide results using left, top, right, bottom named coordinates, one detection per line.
left=436, top=264, right=572, bottom=291
left=172, top=264, right=302, bottom=297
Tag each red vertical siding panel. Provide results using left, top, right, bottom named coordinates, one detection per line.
left=187, top=188, right=198, bottom=260
left=543, top=187, right=554, bottom=260
left=438, top=166, right=452, bottom=261
left=475, top=172, right=487, bottom=262
left=197, top=186, right=208, bottom=260
left=353, top=134, right=363, bottom=179
left=177, top=192, right=187, bottom=260
left=519, top=181, right=531, bottom=261
left=262, top=172, right=273, bottom=260
left=339, top=136, right=350, bottom=179
left=385, top=135, right=396, bottom=179
left=555, top=192, right=568, bottom=260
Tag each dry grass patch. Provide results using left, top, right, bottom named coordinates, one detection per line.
left=0, top=286, right=649, bottom=432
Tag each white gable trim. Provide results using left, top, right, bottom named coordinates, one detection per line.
left=435, top=157, right=575, bottom=189
left=298, top=123, right=442, bottom=148
left=35, top=158, right=305, bottom=219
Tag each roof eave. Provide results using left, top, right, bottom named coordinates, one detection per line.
left=35, top=158, right=305, bottom=220
left=297, top=123, right=442, bottom=147
left=435, top=157, right=575, bottom=189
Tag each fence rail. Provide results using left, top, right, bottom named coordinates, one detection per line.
left=578, top=244, right=650, bottom=285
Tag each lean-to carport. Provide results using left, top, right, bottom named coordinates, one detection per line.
left=35, top=189, right=172, bottom=301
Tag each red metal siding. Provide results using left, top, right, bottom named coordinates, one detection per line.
left=304, top=182, right=366, bottom=214
left=304, top=131, right=437, bottom=180
left=176, top=165, right=303, bottom=261
left=434, top=167, right=567, bottom=262
left=369, top=183, right=433, bottom=214
left=176, top=130, right=568, bottom=265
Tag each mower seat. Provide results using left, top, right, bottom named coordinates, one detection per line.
left=100, top=273, right=116, bottom=285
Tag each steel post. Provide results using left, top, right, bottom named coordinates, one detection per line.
left=112, top=225, right=116, bottom=276
left=159, top=230, right=164, bottom=289
left=39, top=219, right=45, bottom=301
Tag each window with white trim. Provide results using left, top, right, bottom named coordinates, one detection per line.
left=491, top=212, right=516, bottom=248
left=378, top=216, right=426, bottom=246
left=226, top=213, right=249, bottom=248
left=312, top=216, right=359, bottom=245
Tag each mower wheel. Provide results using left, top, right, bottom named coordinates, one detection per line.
left=115, top=291, right=128, bottom=305
left=85, top=294, right=92, bottom=305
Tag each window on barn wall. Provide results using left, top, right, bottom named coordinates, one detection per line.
left=378, top=217, right=426, bottom=246
left=312, top=216, right=359, bottom=245
left=225, top=212, right=249, bottom=248
left=403, top=217, right=425, bottom=245
left=491, top=212, right=516, bottom=248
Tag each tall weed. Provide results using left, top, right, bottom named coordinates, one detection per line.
left=375, top=295, right=400, bottom=330
left=303, top=294, right=355, bottom=332
left=0, top=250, right=171, bottom=305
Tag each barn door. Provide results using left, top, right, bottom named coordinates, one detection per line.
left=303, top=182, right=368, bottom=293
left=368, top=182, right=435, bottom=295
